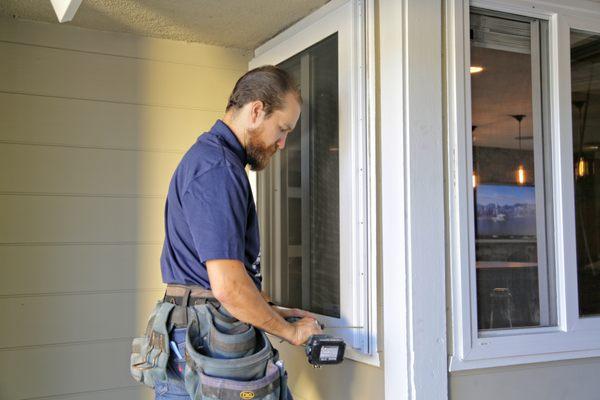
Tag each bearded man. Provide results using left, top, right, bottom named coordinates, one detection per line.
left=153, top=66, right=322, bottom=399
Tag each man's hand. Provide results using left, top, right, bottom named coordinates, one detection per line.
left=287, top=316, right=323, bottom=346
left=266, top=299, right=322, bottom=345
left=207, top=259, right=322, bottom=346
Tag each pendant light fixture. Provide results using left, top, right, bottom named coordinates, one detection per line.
left=472, top=125, right=479, bottom=188
left=573, top=100, right=590, bottom=179
left=511, top=114, right=526, bottom=185
left=577, top=156, right=590, bottom=178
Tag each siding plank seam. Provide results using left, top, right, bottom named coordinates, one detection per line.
left=0, top=287, right=164, bottom=300
left=17, top=384, right=142, bottom=400
left=0, top=39, right=247, bottom=72
left=0, top=336, right=139, bottom=352
left=0, top=241, right=163, bottom=246
left=0, top=139, right=187, bottom=154
left=0, top=89, right=226, bottom=112
left=0, top=191, right=165, bottom=199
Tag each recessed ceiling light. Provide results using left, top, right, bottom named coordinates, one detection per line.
left=470, top=66, right=484, bottom=74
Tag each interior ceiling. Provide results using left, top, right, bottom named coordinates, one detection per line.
left=472, top=33, right=600, bottom=153
left=0, top=0, right=330, bottom=49
left=471, top=46, right=535, bottom=150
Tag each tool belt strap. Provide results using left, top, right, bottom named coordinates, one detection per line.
left=163, top=284, right=216, bottom=307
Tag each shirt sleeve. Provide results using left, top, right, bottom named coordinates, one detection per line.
left=181, top=166, right=249, bottom=264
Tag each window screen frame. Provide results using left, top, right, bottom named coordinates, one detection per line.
left=447, top=0, right=600, bottom=371
left=249, top=0, right=378, bottom=364
left=469, top=8, right=556, bottom=333
left=273, top=34, right=341, bottom=318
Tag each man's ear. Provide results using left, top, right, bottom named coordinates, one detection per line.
left=249, top=100, right=265, bottom=127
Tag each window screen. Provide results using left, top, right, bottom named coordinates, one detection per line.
left=570, top=29, right=600, bottom=317
left=469, top=10, right=556, bottom=331
left=271, top=33, right=340, bottom=318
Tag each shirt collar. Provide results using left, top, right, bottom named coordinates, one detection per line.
left=210, top=119, right=247, bottom=166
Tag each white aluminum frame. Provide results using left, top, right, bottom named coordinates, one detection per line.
left=249, top=0, right=379, bottom=365
left=469, top=10, right=555, bottom=332
left=446, top=0, right=600, bottom=371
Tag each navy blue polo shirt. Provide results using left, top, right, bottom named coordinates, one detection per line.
left=160, top=120, right=261, bottom=289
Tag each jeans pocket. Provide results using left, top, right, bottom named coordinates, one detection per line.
left=155, top=381, right=169, bottom=396
left=154, top=379, right=190, bottom=400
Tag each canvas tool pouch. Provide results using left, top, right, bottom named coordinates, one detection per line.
left=129, top=300, right=176, bottom=388
left=183, top=301, right=290, bottom=400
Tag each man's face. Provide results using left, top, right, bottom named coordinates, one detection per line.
left=246, top=92, right=301, bottom=171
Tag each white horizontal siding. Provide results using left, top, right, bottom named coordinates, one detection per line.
left=0, top=195, right=165, bottom=243
left=0, top=92, right=221, bottom=152
left=26, top=386, right=148, bottom=400
left=0, top=18, right=250, bottom=69
left=0, top=143, right=181, bottom=196
left=0, top=41, right=242, bottom=110
left=450, top=357, right=600, bottom=399
left=0, top=291, right=164, bottom=349
left=0, top=17, right=249, bottom=400
left=0, top=340, right=143, bottom=400
left=0, top=244, right=163, bottom=296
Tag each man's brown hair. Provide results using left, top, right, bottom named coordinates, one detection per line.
left=226, top=65, right=301, bottom=116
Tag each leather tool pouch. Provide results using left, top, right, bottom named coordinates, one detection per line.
left=129, top=301, right=176, bottom=388
left=184, top=303, right=290, bottom=400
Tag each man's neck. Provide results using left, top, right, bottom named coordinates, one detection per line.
left=222, top=114, right=247, bottom=151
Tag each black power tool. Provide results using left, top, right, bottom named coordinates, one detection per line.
left=285, top=317, right=346, bottom=367
left=304, top=334, right=346, bottom=367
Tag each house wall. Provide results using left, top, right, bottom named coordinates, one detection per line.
left=275, top=343, right=385, bottom=400
left=0, top=17, right=249, bottom=400
left=450, top=357, right=600, bottom=400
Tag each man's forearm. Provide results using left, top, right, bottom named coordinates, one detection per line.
left=207, top=260, right=294, bottom=341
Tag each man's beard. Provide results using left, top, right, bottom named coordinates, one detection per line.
left=245, top=127, right=278, bottom=171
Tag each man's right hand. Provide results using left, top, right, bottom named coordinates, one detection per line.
left=207, top=260, right=324, bottom=346
left=287, top=317, right=323, bottom=346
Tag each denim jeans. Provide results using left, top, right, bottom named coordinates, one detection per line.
left=154, top=327, right=190, bottom=400
left=154, top=327, right=294, bottom=400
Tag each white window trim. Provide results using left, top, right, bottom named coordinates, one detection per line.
left=248, top=0, right=379, bottom=366
left=379, top=0, right=448, bottom=398
left=446, top=0, right=600, bottom=371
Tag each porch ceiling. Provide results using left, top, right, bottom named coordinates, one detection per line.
left=0, top=0, right=329, bottom=49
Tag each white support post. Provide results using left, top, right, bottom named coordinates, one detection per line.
left=380, top=0, right=448, bottom=398
left=49, top=0, right=83, bottom=23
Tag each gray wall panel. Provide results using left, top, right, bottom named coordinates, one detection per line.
left=0, top=17, right=249, bottom=400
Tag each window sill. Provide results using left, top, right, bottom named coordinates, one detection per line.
left=449, top=328, right=600, bottom=371
left=450, top=348, right=600, bottom=371
left=345, top=347, right=381, bottom=367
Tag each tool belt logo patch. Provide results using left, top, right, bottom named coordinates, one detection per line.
left=240, top=391, right=255, bottom=399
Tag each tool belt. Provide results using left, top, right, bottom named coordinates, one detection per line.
left=130, top=284, right=289, bottom=400
left=162, top=284, right=215, bottom=306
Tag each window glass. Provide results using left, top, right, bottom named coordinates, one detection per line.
left=570, top=30, right=600, bottom=317
left=470, top=11, right=556, bottom=330
left=271, top=33, right=340, bottom=318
